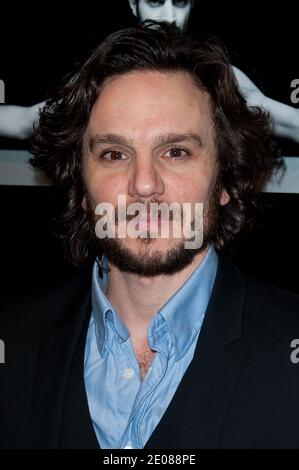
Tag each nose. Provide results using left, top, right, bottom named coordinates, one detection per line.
left=128, top=157, right=164, bottom=200
left=161, top=0, right=176, bottom=23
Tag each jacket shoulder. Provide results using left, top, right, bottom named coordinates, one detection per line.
left=0, top=268, right=92, bottom=338
left=245, top=275, right=299, bottom=315
left=242, top=273, right=299, bottom=336
left=217, top=256, right=299, bottom=334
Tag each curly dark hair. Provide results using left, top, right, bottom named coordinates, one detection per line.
left=29, top=20, right=283, bottom=268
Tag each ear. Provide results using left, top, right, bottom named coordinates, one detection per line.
left=128, top=0, right=138, bottom=17
left=82, top=195, right=87, bottom=211
left=220, top=188, right=230, bottom=206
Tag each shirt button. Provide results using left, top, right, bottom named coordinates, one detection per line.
left=124, top=444, right=133, bottom=449
left=123, top=368, right=134, bottom=379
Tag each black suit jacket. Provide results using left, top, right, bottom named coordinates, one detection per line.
left=1, top=257, right=299, bottom=449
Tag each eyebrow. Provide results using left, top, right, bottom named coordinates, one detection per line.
left=89, top=134, right=134, bottom=152
left=152, top=133, right=203, bottom=149
left=89, top=132, right=203, bottom=152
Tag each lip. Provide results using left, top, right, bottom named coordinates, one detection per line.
left=136, top=216, right=168, bottom=230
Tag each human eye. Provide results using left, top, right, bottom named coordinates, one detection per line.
left=173, top=0, right=190, bottom=7
left=163, top=146, right=190, bottom=160
left=146, top=0, right=165, bottom=7
left=99, top=149, right=128, bottom=162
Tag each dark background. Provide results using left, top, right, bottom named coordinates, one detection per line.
left=0, top=1, right=298, bottom=298
left=1, top=1, right=298, bottom=154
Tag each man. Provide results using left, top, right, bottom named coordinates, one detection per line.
left=128, top=0, right=194, bottom=31
left=1, top=22, right=299, bottom=449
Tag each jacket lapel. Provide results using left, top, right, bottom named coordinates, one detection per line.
left=30, top=270, right=93, bottom=448
left=145, top=257, right=250, bottom=449
left=59, top=300, right=100, bottom=449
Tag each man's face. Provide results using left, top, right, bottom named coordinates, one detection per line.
left=82, top=70, right=229, bottom=276
left=136, top=0, right=193, bottom=31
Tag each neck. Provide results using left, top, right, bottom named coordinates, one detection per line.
left=104, top=246, right=209, bottom=339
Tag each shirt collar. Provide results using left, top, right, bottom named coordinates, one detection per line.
left=91, top=256, right=129, bottom=357
left=157, top=244, right=218, bottom=360
left=91, top=245, right=218, bottom=361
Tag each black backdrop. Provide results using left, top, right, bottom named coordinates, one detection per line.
left=1, top=1, right=298, bottom=154
left=0, top=1, right=298, bottom=297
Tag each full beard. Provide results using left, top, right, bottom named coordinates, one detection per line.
left=85, top=187, right=220, bottom=277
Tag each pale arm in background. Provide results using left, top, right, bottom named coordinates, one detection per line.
left=0, top=102, right=45, bottom=139
left=233, top=66, right=299, bottom=143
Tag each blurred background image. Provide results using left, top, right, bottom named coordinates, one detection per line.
left=0, top=0, right=298, bottom=297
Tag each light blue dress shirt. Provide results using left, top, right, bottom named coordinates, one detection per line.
left=84, top=244, right=218, bottom=449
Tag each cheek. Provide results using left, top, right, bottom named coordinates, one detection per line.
left=139, top=4, right=156, bottom=21
left=169, top=177, right=212, bottom=205
left=187, top=185, right=212, bottom=204
left=177, top=11, right=187, bottom=23
left=85, top=172, right=127, bottom=208
left=174, top=166, right=216, bottom=203
left=176, top=8, right=191, bottom=25
left=82, top=166, right=106, bottom=206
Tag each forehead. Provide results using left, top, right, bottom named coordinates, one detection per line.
left=87, top=71, right=213, bottom=142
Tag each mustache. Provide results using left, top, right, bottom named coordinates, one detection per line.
left=115, top=202, right=185, bottom=223
left=85, top=195, right=208, bottom=225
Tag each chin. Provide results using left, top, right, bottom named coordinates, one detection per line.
left=125, top=234, right=180, bottom=251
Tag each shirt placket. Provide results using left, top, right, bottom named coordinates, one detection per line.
left=119, top=320, right=172, bottom=448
